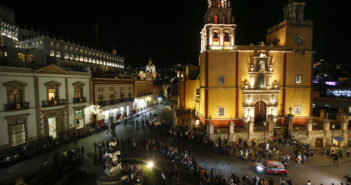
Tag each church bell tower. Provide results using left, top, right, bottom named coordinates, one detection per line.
left=200, top=0, right=236, bottom=53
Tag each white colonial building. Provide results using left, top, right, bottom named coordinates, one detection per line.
left=0, top=64, right=91, bottom=149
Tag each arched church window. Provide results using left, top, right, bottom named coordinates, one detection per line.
left=213, top=32, right=219, bottom=40
left=56, top=51, right=60, bottom=58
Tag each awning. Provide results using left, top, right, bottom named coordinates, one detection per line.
left=333, top=137, right=344, bottom=141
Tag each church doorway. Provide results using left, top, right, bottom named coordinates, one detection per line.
left=254, top=100, right=266, bottom=125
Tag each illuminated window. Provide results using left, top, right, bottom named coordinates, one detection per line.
left=18, top=53, right=25, bottom=62
left=26, top=54, right=34, bottom=63
left=69, top=54, right=74, bottom=60
left=74, top=87, right=82, bottom=99
left=64, top=53, right=69, bottom=59
left=195, top=88, right=200, bottom=97
left=56, top=51, right=60, bottom=58
left=7, top=118, right=27, bottom=146
left=296, top=75, right=302, bottom=84
left=349, top=107, right=351, bottom=113
left=49, top=50, right=55, bottom=57
left=294, top=105, right=302, bottom=115
left=218, top=75, right=225, bottom=85
left=48, top=88, right=57, bottom=102
left=218, top=107, right=225, bottom=116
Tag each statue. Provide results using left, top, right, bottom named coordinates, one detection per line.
left=259, top=60, right=265, bottom=70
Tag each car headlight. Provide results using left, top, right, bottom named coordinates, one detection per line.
left=256, top=166, right=264, bottom=172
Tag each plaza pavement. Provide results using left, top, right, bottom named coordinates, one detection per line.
left=0, top=104, right=350, bottom=185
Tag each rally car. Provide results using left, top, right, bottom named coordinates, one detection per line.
left=255, top=160, right=287, bottom=176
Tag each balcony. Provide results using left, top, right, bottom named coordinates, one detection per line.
left=73, top=97, right=87, bottom=103
left=42, top=99, right=66, bottom=107
left=4, top=102, right=29, bottom=111
left=97, top=98, right=134, bottom=107
left=137, top=93, right=153, bottom=97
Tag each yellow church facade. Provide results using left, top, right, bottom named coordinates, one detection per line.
left=179, top=0, right=313, bottom=128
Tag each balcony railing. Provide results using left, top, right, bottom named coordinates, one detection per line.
left=73, top=97, right=87, bottom=103
left=4, top=102, right=29, bottom=111
left=42, top=99, right=66, bottom=107
left=137, top=93, right=153, bottom=97
left=98, top=98, right=134, bottom=107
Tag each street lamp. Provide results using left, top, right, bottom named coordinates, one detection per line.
left=263, top=121, right=267, bottom=144
left=331, top=124, right=335, bottom=147
left=147, top=161, right=154, bottom=168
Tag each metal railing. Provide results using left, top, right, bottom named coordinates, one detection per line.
left=73, top=97, right=87, bottom=103
left=137, top=93, right=153, bottom=97
left=98, top=98, right=134, bottom=107
left=42, top=99, right=66, bottom=107
left=4, top=102, right=29, bottom=111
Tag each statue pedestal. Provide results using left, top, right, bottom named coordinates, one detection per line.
left=249, top=121, right=254, bottom=134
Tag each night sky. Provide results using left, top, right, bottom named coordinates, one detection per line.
left=0, top=0, right=348, bottom=67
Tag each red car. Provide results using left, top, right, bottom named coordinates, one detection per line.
left=255, top=160, right=287, bottom=176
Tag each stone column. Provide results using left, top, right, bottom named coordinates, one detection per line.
left=320, top=109, right=325, bottom=122
left=306, top=119, right=313, bottom=132
left=306, top=119, right=313, bottom=143
left=341, top=119, right=348, bottom=133
left=323, top=119, right=330, bottom=134
left=341, top=118, right=349, bottom=147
